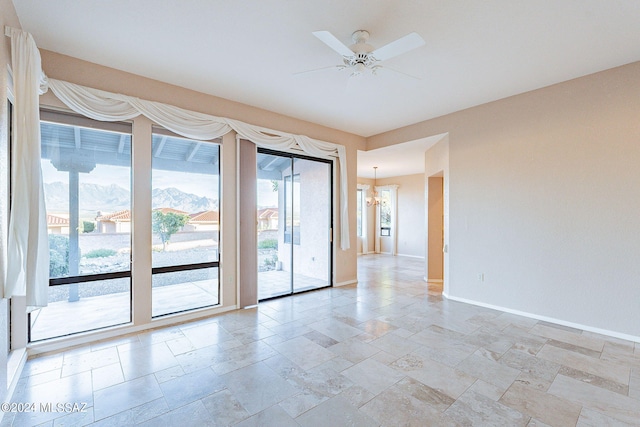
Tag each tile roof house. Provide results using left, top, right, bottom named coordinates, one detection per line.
left=257, top=208, right=278, bottom=231
left=185, top=210, right=219, bottom=231
left=95, top=209, right=131, bottom=234
left=46, top=214, right=69, bottom=235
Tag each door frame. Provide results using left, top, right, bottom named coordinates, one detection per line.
left=256, top=147, right=334, bottom=301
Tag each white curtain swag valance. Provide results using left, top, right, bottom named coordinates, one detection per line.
left=48, top=79, right=350, bottom=250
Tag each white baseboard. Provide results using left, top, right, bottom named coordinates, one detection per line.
left=335, top=279, right=357, bottom=287
left=3, top=348, right=27, bottom=417
left=444, top=294, right=640, bottom=344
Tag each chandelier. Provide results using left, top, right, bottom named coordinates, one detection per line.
left=366, top=166, right=381, bottom=206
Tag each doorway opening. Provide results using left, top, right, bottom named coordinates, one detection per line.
left=256, top=149, right=333, bottom=300
left=427, top=174, right=444, bottom=294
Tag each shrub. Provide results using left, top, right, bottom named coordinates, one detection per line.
left=82, top=221, right=95, bottom=233
left=49, top=234, right=69, bottom=277
left=84, top=248, right=117, bottom=258
left=258, top=238, right=278, bottom=250
left=263, top=254, right=278, bottom=269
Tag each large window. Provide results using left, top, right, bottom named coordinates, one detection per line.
left=31, top=111, right=132, bottom=341
left=28, top=115, right=222, bottom=340
left=151, top=130, right=220, bottom=317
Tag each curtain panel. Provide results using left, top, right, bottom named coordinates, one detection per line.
left=4, top=27, right=49, bottom=310
left=357, top=184, right=369, bottom=254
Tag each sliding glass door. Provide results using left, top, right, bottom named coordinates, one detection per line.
left=257, top=149, right=332, bottom=300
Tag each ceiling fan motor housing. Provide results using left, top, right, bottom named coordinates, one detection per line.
left=343, top=52, right=377, bottom=69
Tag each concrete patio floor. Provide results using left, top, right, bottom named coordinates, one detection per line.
left=30, top=270, right=328, bottom=341
left=30, top=280, right=219, bottom=342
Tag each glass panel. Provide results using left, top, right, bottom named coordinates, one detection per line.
left=380, top=189, right=392, bottom=235
left=257, top=152, right=291, bottom=299
left=30, top=278, right=131, bottom=341
left=292, top=157, right=330, bottom=293
left=283, top=175, right=292, bottom=244
left=356, top=189, right=363, bottom=237
left=37, top=118, right=132, bottom=340
left=151, top=133, right=220, bottom=316
left=41, top=121, right=132, bottom=278
left=152, top=268, right=219, bottom=317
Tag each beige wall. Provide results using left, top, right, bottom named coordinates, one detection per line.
left=369, top=62, right=640, bottom=340
left=376, top=174, right=425, bottom=258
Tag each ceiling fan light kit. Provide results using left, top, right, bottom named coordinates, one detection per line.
left=307, top=29, right=425, bottom=79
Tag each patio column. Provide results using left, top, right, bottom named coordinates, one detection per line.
left=68, top=169, right=79, bottom=302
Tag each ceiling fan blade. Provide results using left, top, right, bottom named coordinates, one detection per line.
left=312, top=31, right=354, bottom=57
left=371, top=32, right=425, bottom=62
left=372, top=65, right=421, bottom=80
left=293, top=65, right=346, bottom=76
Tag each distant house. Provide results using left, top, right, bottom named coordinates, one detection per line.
left=185, top=210, right=219, bottom=231
left=47, top=214, right=69, bottom=235
left=96, top=209, right=131, bottom=233
left=257, top=208, right=278, bottom=231
left=96, top=207, right=219, bottom=234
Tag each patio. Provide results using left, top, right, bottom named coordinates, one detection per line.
left=30, top=279, right=219, bottom=342
left=29, top=270, right=328, bottom=342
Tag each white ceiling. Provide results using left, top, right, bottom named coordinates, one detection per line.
left=12, top=1, right=640, bottom=141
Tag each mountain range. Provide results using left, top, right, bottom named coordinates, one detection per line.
left=44, top=182, right=218, bottom=214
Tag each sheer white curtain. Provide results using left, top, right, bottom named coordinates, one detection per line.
left=4, top=27, right=49, bottom=309
left=357, top=184, right=369, bottom=254
left=48, top=79, right=351, bottom=250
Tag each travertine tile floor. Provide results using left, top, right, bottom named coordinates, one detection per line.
left=4, top=255, right=640, bottom=426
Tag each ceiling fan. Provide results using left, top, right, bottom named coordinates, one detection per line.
left=298, top=30, right=425, bottom=79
